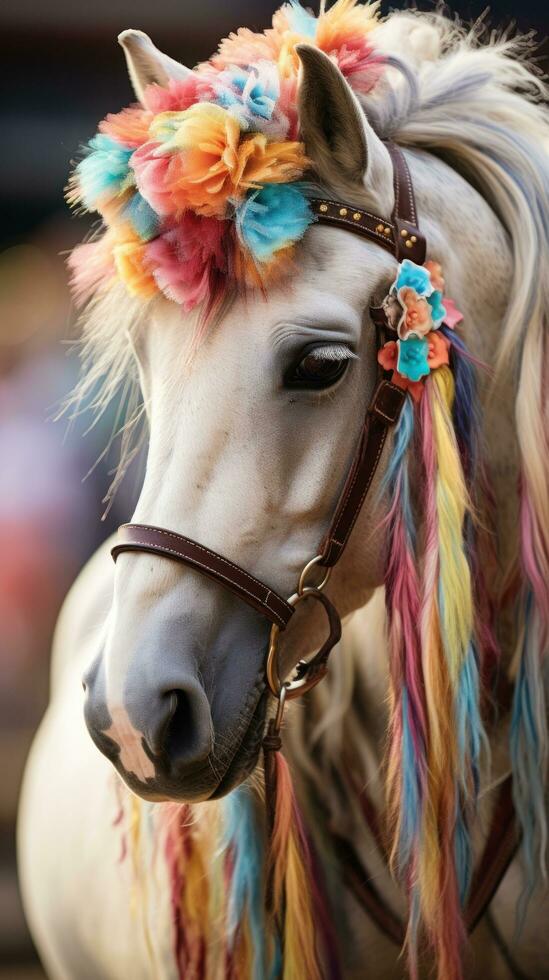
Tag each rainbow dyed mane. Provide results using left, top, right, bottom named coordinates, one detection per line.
left=69, top=3, right=549, bottom=979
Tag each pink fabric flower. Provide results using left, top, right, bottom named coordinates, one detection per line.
left=442, top=297, right=464, bottom=329
left=377, top=341, right=398, bottom=371
left=426, top=330, right=450, bottom=369
left=377, top=341, right=423, bottom=401
left=424, top=260, right=445, bottom=292
left=399, top=286, right=432, bottom=339
left=377, top=332, right=450, bottom=403
left=145, top=213, right=231, bottom=312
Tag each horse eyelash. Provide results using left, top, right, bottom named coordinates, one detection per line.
left=308, top=344, right=358, bottom=361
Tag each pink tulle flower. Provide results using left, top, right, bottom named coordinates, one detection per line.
left=67, top=235, right=116, bottom=306
left=144, top=75, right=215, bottom=114
left=145, top=213, right=232, bottom=312
left=131, top=141, right=181, bottom=217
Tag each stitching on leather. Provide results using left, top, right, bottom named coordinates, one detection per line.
left=392, top=147, right=401, bottom=220
left=126, top=525, right=275, bottom=594
left=336, top=429, right=387, bottom=548
left=327, top=427, right=387, bottom=556
left=119, top=526, right=290, bottom=625
left=402, top=156, right=416, bottom=224
left=122, top=540, right=287, bottom=627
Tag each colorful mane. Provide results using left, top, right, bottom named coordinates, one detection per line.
left=70, top=3, right=549, bottom=979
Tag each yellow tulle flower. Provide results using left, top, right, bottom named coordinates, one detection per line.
left=113, top=241, right=158, bottom=298
left=150, top=104, right=241, bottom=216
left=146, top=104, right=308, bottom=216
left=234, top=134, right=309, bottom=192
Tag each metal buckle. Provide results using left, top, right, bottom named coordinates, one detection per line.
left=266, top=555, right=335, bottom=704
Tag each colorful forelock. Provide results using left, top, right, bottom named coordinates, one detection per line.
left=66, top=0, right=384, bottom=315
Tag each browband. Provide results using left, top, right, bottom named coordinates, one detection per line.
left=310, top=142, right=426, bottom=265
left=111, top=144, right=418, bottom=629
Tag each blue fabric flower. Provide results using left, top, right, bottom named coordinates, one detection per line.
left=122, top=193, right=160, bottom=241
left=427, top=289, right=447, bottom=328
left=397, top=337, right=430, bottom=382
left=394, top=259, right=433, bottom=297
left=77, top=134, right=133, bottom=210
left=235, top=183, right=315, bottom=262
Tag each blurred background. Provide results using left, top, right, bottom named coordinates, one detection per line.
left=0, top=1, right=546, bottom=977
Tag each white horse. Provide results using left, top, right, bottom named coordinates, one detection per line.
left=18, top=8, right=548, bottom=979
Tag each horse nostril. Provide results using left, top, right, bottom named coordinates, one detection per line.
left=159, top=688, right=212, bottom=768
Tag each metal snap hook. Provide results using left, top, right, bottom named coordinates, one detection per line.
left=266, top=588, right=341, bottom=701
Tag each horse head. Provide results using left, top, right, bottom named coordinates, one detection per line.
left=82, top=35, right=400, bottom=801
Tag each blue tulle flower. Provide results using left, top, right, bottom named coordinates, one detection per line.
left=77, top=134, right=133, bottom=210
left=286, top=0, right=317, bottom=37
left=122, top=193, right=160, bottom=241
left=214, top=64, right=279, bottom=125
left=394, top=259, right=433, bottom=297
left=397, top=336, right=430, bottom=381
left=235, top=183, right=315, bottom=262
left=428, top=289, right=447, bottom=328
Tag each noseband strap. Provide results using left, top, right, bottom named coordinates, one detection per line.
left=112, top=524, right=295, bottom=628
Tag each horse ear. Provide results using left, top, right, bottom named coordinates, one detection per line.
left=118, top=30, right=192, bottom=107
left=297, top=44, right=394, bottom=215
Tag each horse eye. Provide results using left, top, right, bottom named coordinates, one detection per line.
left=284, top=346, right=352, bottom=390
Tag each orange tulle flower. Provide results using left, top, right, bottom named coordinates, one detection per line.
left=317, top=0, right=378, bottom=48
left=100, top=106, right=153, bottom=149
left=113, top=241, right=159, bottom=298
left=136, top=104, right=309, bottom=218
left=234, top=133, right=309, bottom=191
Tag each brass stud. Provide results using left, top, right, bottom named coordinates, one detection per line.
left=405, top=240, right=413, bottom=248
left=353, top=211, right=362, bottom=221
left=410, top=235, right=417, bottom=243
left=384, top=227, right=391, bottom=236
left=319, top=203, right=328, bottom=213
left=339, top=207, right=348, bottom=217
left=400, top=229, right=408, bottom=238
left=376, top=223, right=384, bottom=233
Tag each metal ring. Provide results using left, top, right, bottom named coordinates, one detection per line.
left=297, top=555, right=331, bottom=596
left=266, top=590, right=330, bottom=701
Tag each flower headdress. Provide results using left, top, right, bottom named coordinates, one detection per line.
left=67, top=0, right=383, bottom=314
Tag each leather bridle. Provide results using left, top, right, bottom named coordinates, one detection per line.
left=111, top=143, right=420, bottom=700
left=110, top=143, right=519, bottom=936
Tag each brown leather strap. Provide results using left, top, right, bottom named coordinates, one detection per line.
left=311, top=143, right=426, bottom=266
left=334, top=774, right=519, bottom=947
left=334, top=832, right=406, bottom=947
left=319, top=380, right=407, bottom=567
left=111, top=524, right=294, bottom=629
left=465, top=774, right=519, bottom=931
left=386, top=142, right=426, bottom=264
